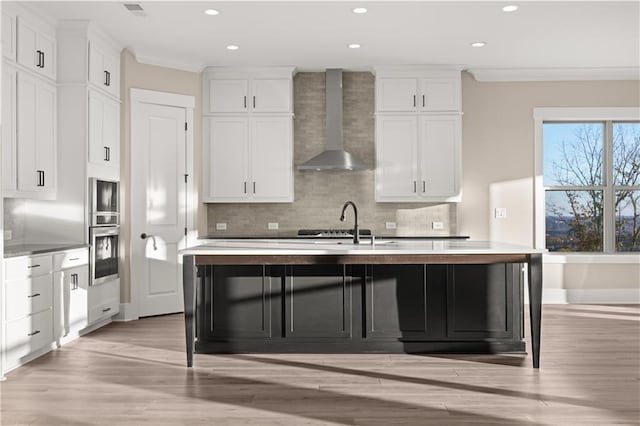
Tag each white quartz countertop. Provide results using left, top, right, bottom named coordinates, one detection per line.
left=180, top=239, right=544, bottom=256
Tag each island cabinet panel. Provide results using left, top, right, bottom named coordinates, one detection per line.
left=284, top=265, right=352, bottom=339
left=445, top=264, right=522, bottom=340
left=199, top=265, right=272, bottom=339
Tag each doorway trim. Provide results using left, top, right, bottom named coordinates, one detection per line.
left=122, top=88, right=195, bottom=321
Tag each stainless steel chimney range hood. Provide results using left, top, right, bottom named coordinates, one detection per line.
left=298, top=69, right=368, bottom=171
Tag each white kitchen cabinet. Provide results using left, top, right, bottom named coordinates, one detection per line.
left=2, top=65, right=17, bottom=193
left=2, top=11, right=17, bottom=61
left=420, top=79, right=460, bottom=112
left=16, top=15, right=56, bottom=80
left=376, top=78, right=419, bottom=112
left=209, top=79, right=249, bottom=113
left=251, top=79, right=292, bottom=112
left=204, top=115, right=293, bottom=202
left=88, top=38, right=120, bottom=99
left=87, top=279, right=120, bottom=325
left=14, top=72, right=57, bottom=199
left=53, top=248, right=90, bottom=341
left=376, top=77, right=460, bottom=112
left=376, top=115, right=461, bottom=202
left=89, top=90, right=120, bottom=171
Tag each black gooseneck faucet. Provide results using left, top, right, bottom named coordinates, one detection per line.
left=340, top=201, right=360, bottom=244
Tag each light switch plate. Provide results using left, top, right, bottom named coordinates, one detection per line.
left=385, top=222, right=397, bottom=229
left=268, top=222, right=279, bottom=230
left=495, top=208, right=507, bottom=219
left=215, top=222, right=227, bottom=230
left=432, top=221, right=444, bottom=230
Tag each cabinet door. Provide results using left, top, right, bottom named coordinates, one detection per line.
left=16, top=17, right=38, bottom=72
left=35, top=79, right=56, bottom=195
left=103, top=98, right=120, bottom=169
left=103, top=52, right=120, bottom=98
left=37, top=32, right=56, bottom=80
left=250, top=116, right=293, bottom=202
left=88, top=91, right=105, bottom=164
left=17, top=72, right=38, bottom=192
left=284, top=265, right=352, bottom=339
left=376, top=78, right=418, bottom=112
left=419, top=115, right=460, bottom=200
left=206, top=116, right=249, bottom=200
left=2, top=13, right=17, bottom=61
left=2, top=66, right=17, bottom=192
left=88, top=41, right=105, bottom=88
left=251, top=79, right=291, bottom=112
left=208, top=79, right=248, bottom=113
left=375, top=115, right=419, bottom=201
left=62, top=266, right=89, bottom=336
left=420, top=79, right=459, bottom=112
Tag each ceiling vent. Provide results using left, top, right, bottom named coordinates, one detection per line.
left=123, top=3, right=146, bottom=17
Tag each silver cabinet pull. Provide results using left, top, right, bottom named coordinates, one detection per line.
left=253, top=96, right=256, bottom=108
left=244, top=181, right=247, bottom=194
left=422, top=181, right=426, bottom=192
left=253, top=182, right=256, bottom=194
left=69, top=257, right=80, bottom=261
left=413, top=95, right=416, bottom=107
left=422, top=95, right=426, bottom=107
left=102, top=307, right=111, bottom=313
left=243, top=96, right=247, bottom=108
left=28, top=264, right=41, bottom=269
left=27, top=293, right=41, bottom=298
left=413, top=181, right=417, bottom=193
left=28, top=330, right=41, bottom=336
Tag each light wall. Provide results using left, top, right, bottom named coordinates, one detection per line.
left=120, top=49, right=203, bottom=303
left=460, top=73, right=640, bottom=298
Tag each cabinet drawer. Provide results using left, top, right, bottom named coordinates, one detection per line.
left=5, top=309, right=53, bottom=364
left=53, top=248, right=89, bottom=271
left=5, top=274, right=53, bottom=321
left=88, top=298, right=119, bottom=324
left=5, top=254, right=52, bottom=281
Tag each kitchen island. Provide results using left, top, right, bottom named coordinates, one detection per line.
left=181, top=240, right=544, bottom=368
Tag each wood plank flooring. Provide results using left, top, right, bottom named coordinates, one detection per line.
left=1, top=304, right=639, bottom=425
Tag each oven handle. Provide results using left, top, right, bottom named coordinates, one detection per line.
left=91, top=226, right=120, bottom=237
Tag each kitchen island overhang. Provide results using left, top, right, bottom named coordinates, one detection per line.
left=181, top=240, right=544, bottom=368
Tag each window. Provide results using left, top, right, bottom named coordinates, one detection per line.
left=541, top=118, right=639, bottom=253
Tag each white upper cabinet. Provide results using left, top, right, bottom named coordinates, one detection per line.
left=202, top=67, right=295, bottom=203
left=374, top=67, right=462, bottom=202
left=88, top=90, right=120, bottom=172
left=15, top=72, right=57, bottom=198
left=2, top=12, right=17, bottom=61
left=375, top=68, right=461, bottom=113
left=16, top=15, right=56, bottom=80
left=88, top=38, right=120, bottom=99
left=204, top=67, right=295, bottom=115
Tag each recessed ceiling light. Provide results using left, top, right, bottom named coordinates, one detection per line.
left=352, top=7, right=367, bottom=14
left=226, top=45, right=239, bottom=51
left=348, top=44, right=361, bottom=49
left=502, top=5, right=518, bottom=12
left=204, top=9, right=220, bottom=16
left=471, top=41, right=486, bottom=47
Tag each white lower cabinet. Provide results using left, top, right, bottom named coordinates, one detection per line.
left=88, top=278, right=119, bottom=324
left=5, top=310, right=53, bottom=366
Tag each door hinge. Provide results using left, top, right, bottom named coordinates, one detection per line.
left=185, top=122, right=188, bottom=131
left=184, top=174, right=189, bottom=183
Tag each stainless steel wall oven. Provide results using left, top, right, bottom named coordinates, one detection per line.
left=90, top=178, right=119, bottom=226
left=90, top=226, right=119, bottom=285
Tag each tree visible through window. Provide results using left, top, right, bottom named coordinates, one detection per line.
left=543, top=121, right=639, bottom=252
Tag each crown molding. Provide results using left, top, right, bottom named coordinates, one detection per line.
left=133, top=52, right=205, bottom=74
left=468, top=67, right=640, bottom=82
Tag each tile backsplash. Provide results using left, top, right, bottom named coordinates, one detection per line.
left=206, top=72, right=457, bottom=236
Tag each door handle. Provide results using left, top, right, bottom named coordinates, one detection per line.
left=422, top=95, right=425, bottom=107
left=36, top=170, right=44, bottom=187
left=27, top=293, right=41, bottom=298
left=36, top=50, right=42, bottom=67
left=243, top=96, right=247, bottom=109
left=104, top=70, right=111, bottom=86
left=27, top=330, right=41, bottom=337
left=104, top=146, right=110, bottom=162
left=253, top=96, right=256, bottom=108
left=413, top=181, right=417, bottom=193
left=140, top=233, right=158, bottom=250
left=41, top=51, right=45, bottom=68
left=413, top=95, right=416, bottom=108
left=422, top=180, right=426, bottom=192
left=102, top=308, right=111, bottom=313
left=244, top=181, right=247, bottom=194
left=253, top=181, right=256, bottom=194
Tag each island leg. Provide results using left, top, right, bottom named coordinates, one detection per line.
left=183, top=255, right=196, bottom=367
left=527, top=253, right=543, bottom=368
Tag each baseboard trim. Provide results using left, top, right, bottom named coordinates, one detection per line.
left=526, top=288, right=640, bottom=304
left=113, top=302, right=138, bottom=322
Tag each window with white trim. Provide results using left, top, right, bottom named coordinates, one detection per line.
left=542, top=120, right=639, bottom=252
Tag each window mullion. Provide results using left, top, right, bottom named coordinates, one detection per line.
left=603, top=121, right=615, bottom=253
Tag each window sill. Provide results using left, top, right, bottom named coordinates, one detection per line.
left=544, top=253, right=640, bottom=264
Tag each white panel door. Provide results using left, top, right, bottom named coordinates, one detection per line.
left=132, top=102, right=187, bottom=317
left=250, top=116, right=293, bottom=201
left=251, top=79, right=291, bottom=112
left=2, top=66, right=17, bottom=192
left=35, top=79, right=56, bottom=195
left=420, top=79, right=459, bottom=112
left=207, top=116, right=248, bottom=200
left=419, top=115, right=460, bottom=198
left=17, top=72, right=38, bottom=192
left=208, top=79, right=248, bottom=113
left=375, top=115, right=419, bottom=200
left=376, top=78, right=418, bottom=112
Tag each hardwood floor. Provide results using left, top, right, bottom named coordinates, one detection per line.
left=1, top=304, right=639, bottom=425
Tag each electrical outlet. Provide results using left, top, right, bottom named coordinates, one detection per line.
left=385, top=222, right=397, bottom=230
left=215, top=222, right=227, bottom=231
left=495, top=208, right=507, bottom=219
left=432, top=221, right=444, bottom=230
left=268, top=222, right=279, bottom=230
left=4, top=230, right=12, bottom=240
